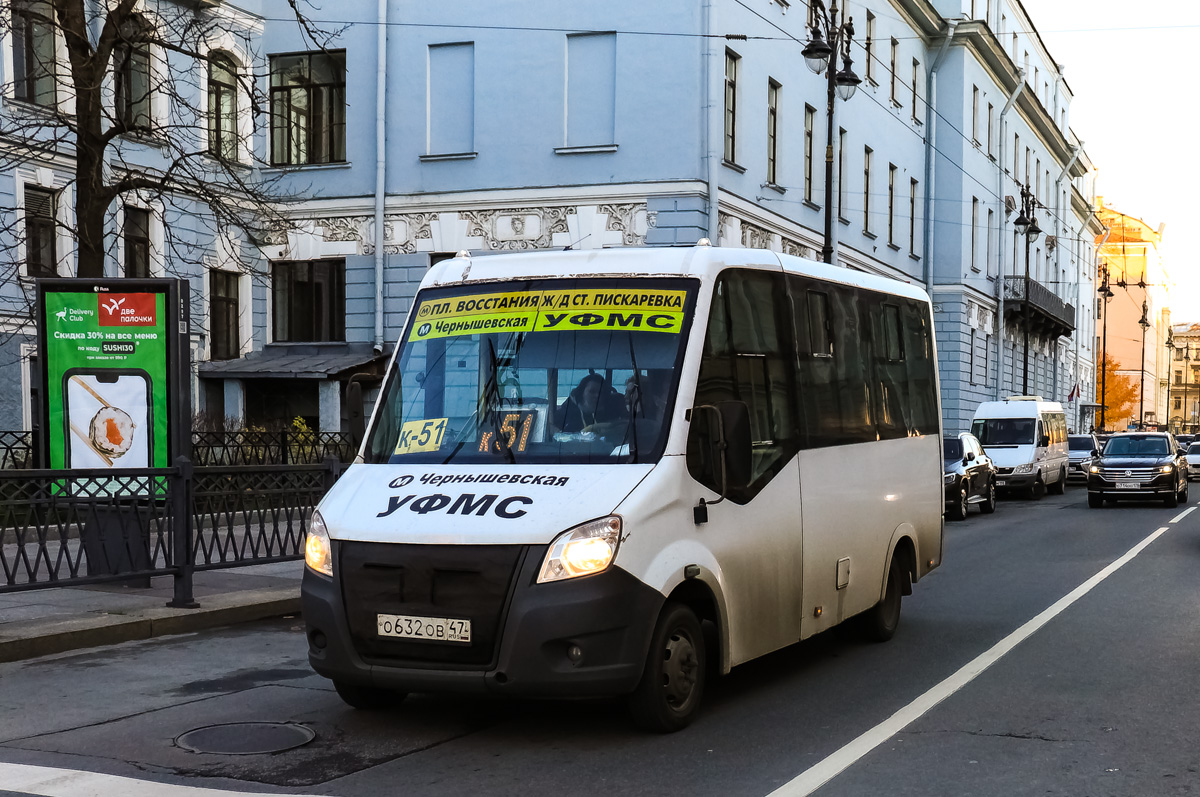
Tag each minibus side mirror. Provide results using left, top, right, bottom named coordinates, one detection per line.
left=965, top=451, right=976, bottom=463
left=1039, top=434, right=1050, bottom=447
left=717, top=401, right=753, bottom=490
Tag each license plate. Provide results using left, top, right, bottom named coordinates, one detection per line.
left=377, top=614, right=472, bottom=643
left=996, top=478, right=1006, bottom=485
left=1116, top=482, right=1141, bottom=490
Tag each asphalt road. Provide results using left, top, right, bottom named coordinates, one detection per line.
left=2, top=484, right=1199, bottom=797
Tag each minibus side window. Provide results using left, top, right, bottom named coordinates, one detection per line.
left=687, top=269, right=799, bottom=503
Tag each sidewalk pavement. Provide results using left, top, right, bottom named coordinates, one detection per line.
left=0, top=560, right=304, bottom=663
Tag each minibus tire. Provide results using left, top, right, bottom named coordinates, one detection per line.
left=1029, top=475, right=1045, bottom=500
left=860, top=558, right=903, bottom=643
left=628, top=602, right=706, bottom=733
left=333, top=680, right=408, bottom=711
left=1049, top=468, right=1066, bottom=495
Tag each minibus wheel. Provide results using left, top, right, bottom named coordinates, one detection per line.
left=860, top=557, right=903, bottom=643
left=629, top=602, right=706, bottom=733
left=333, top=680, right=408, bottom=711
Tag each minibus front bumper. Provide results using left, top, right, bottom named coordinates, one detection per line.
left=302, top=541, right=663, bottom=698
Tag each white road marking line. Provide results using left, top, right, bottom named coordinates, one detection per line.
left=1170, top=506, right=1195, bottom=524
left=770, top=525, right=1172, bottom=797
left=0, top=762, right=329, bottom=797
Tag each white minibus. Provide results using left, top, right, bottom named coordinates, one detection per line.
left=970, top=396, right=1069, bottom=498
left=303, top=244, right=944, bottom=731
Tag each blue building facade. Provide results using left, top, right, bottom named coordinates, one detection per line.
left=0, top=0, right=1101, bottom=435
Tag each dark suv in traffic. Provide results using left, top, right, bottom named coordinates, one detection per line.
left=944, top=433, right=998, bottom=519
left=1086, top=432, right=1190, bottom=508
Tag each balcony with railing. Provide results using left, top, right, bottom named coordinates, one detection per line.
left=1003, top=276, right=1076, bottom=338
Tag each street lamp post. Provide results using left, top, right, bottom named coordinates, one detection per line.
left=1166, top=327, right=1175, bottom=431
left=1098, top=267, right=1114, bottom=431
left=802, top=0, right=861, bottom=265
left=1185, top=345, right=1192, bottom=434
left=1012, top=184, right=1042, bottom=395
left=1138, top=301, right=1150, bottom=430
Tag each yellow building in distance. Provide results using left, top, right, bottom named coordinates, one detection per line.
left=1095, top=199, right=1171, bottom=430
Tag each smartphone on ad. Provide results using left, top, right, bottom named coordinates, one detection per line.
left=62, top=369, right=154, bottom=469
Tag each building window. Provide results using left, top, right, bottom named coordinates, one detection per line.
left=911, top=59, right=920, bottom=120
left=114, top=19, right=152, bottom=131
left=887, top=163, right=896, bottom=245
left=863, top=146, right=873, bottom=232
left=909, top=178, right=918, bottom=255
left=987, top=208, right=994, bottom=274
left=987, top=102, right=994, bottom=155
left=984, top=334, right=991, bottom=386
left=123, top=206, right=151, bottom=278
left=1176, top=396, right=1183, bottom=411
left=804, top=104, right=815, bottom=202
left=208, top=53, right=239, bottom=161
left=724, top=50, right=739, bottom=163
left=865, top=12, right=875, bottom=83
left=210, top=270, right=240, bottom=361
left=271, top=260, right=345, bottom=342
left=969, top=329, right=977, bottom=385
left=12, top=0, right=56, bottom=106
left=767, top=80, right=780, bottom=185
left=270, top=51, right=347, bottom=166
left=970, top=197, right=979, bottom=271
left=838, top=128, right=847, bottom=218
left=971, top=86, right=979, bottom=143
left=24, top=186, right=57, bottom=278
left=889, top=38, right=899, bottom=105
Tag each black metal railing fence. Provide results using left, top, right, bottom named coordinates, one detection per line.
left=0, top=457, right=345, bottom=605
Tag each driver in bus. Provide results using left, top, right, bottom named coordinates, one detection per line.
left=555, top=373, right=624, bottom=434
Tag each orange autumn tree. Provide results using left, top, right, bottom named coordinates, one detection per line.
left=1096, top=353, right=1138, bottom=430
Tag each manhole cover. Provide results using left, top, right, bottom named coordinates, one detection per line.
left=175, top=722, right=316, bottom=755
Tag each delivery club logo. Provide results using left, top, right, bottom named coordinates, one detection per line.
left=98, top=293, right=156, bottom=326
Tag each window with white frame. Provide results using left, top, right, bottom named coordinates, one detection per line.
left=767, top=79, right=780, bottom=185
left=210, top=269, right=241, bottom=360
left=863, top=146, right=872, bottom=232
left=270, top=51, right=347, bottom=166
left=971, top=197, right=979, bottom=270
left=724, top=50, right=739, bottom=163
left=889, top=38, right=899, bottom=105
left=864, top=12, right=875, bottom=83
left=12, top=0, right=56, bottom=106
left=804, top=104, right=815, bottom=202
left=208, top=53, right=239, bottom=161
left=24, top=186, right=57, bottom=278
left=909, top=178, right=918, bottom=256
left=123, top=206, right=151, bottom=278
left=887, top=163, right=896, bottom=245
left=114, top=17, right=152, bottom=131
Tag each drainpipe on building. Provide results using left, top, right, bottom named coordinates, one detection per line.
left=921, top=21, right=957, bottom=299
left=705, top=0, right=720, bottom=241
left=995, top=71, right=1025, bottom=400
left=373, top=0, right=389, bottom=355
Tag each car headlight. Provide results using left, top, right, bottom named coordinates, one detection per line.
left=1090, top=465, right=1100, bottom=474
left=1014, top=464, right=1034, bottom=474
left=538, top=516, right=621, bottom=584
left=1161, top=464, right=1175, bottom=473
left=305, top=509, right=333, bottom=577
left=944, top=472, right=956, bottom=485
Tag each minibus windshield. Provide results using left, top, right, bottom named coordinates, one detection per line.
left=364, top=277, right=698, bottom=465
left=971, top=418, right=1035, bottom=446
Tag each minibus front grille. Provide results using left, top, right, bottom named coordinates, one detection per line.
left=338, top=542, right=526, bottom=667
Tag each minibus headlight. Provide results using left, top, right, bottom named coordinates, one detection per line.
left=305, top=510, right=333, bottom=577
left=538, top=516, right=621, bottom=584
left=1014, top=464, right=1034, bottom=474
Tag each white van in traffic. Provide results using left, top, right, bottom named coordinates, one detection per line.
left=302, top=245, right=943, bottom=731
left=970, top=396, right=1069, bottom=498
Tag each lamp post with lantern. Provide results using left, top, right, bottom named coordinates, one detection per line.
left=1012, top=183, right=1042, bottom=395
left=801, top=0, right=861, bottom=265
left=1138, top=301, right=1150, bottom=429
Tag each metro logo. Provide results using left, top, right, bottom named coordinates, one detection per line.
left=97, top=293, right=157, bottom=326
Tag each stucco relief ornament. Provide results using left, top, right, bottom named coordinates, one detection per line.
left=598, top=203, right=647, bottom=246
left=314, top=217, right=366, bottom=243
left=741, top=220, right=772, bottom=251
left=510, top=215, right=526, bottom=235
